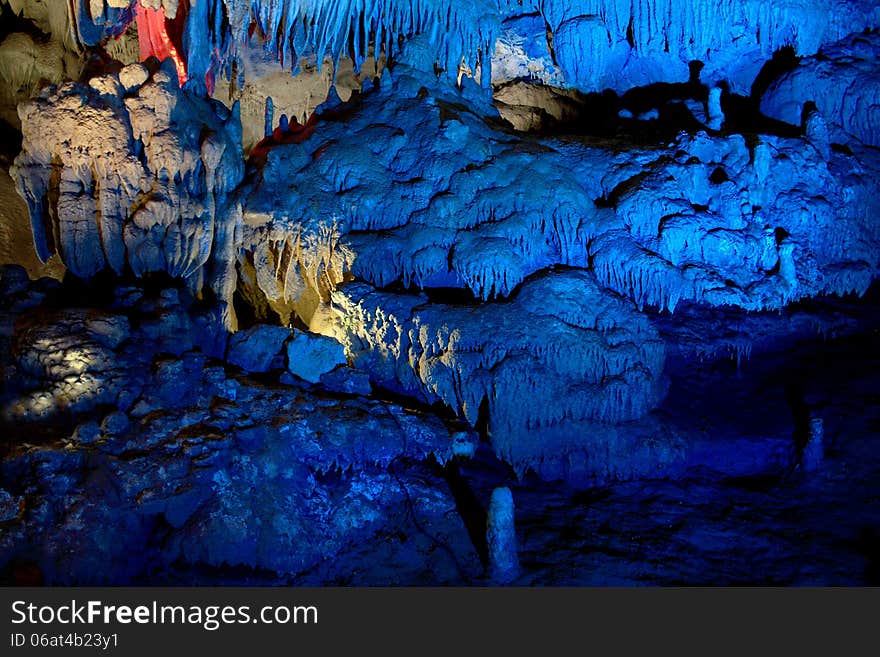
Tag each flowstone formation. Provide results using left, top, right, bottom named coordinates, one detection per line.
left=241, top=40, right=880, bottom=475
left=761, top=30, right=880, bottom=148
left=3, top=5, right=880, bottom=482
left=332, top=270, right=669, bottom=477
left=1, top=0, right=880, bottom=586
left=594, top=131, right=880, bottom=311
left=11, top=59, right=243, bottom=327
left=249, top=69, right=880, bottom=310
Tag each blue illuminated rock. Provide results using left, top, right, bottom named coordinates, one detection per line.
left=286, top=331, right=348, bottom=384
left=319, top=367, right=373, bottom=396
left=332, top=269, right=669, bottom=474
left=1, top=0, right=879, bottom=588
left=761, top=30, right=880, bottom=148
left=245, top=50, right=879, bottom=318
left=70, top=1, right=879, bottom=97
left=227, top=325, right=289, bottom=373
left=0, top=490, right=22, bottom=523
left=3, top=309, right=132, bottom=422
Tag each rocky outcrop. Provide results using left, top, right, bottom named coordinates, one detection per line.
left=332, top=269, right=669, bottom=475
left=236, top=48, right=880, bottom=477
left=11, top=61, right=243, bottom=327
left=0, top=265, right=479, bottom=584
left=761, top=30, right=880, bottom=148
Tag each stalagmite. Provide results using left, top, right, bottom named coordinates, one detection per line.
left=264, top=96, right=275, bottom=137
left=487, top=487, right=519, bottom=584
left=707, top=86, right=724, bottom=131
left=802, top=416, right=824, bottom=472
left=803, top=102, right=832, bottom=160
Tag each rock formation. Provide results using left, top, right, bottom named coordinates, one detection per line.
left=0, top=0, right=878, bottom=586
left=11, top=59, right=243, bottom=326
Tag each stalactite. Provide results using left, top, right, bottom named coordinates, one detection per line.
left=11, top=62, right=243, bottom=328
left=332, top=270, right=667, bottom=472
left=135, top=0, right=189, bottom=87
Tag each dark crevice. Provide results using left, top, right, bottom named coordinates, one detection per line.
left=443, top=461, right=489, bottom=568
left=379, top=280, right=484, bottom=306
left=544, top=21, right=557, bottom=66
left=0, top=4, right=52, bottom=43
left=625, top=16, right=635, bottom=49
left=750, top=45, right=800, bottom=99
left=495, top=48, right=806, bottom=142
left=785, top=380, right=812, bottom=456
left=709, top=167, right=729, bottom=184
left=475, top=394, right=491, bottom=444
left=366, top=381, right=461, bottom=423
left=0, top=119, right=22, bottom=165
left=718, top=82, right=801, bottom=137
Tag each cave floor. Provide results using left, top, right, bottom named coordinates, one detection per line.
left=2, top=283, right=879, bottom=586
left=500, top=323, right=880, bottom=585
left=301, top=315, right=880, bottom=586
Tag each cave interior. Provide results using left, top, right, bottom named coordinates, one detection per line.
left=0, top=0, right=879, bottom=585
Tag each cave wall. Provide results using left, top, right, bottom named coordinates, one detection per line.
left=0, top=0, right=878, bottom=480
